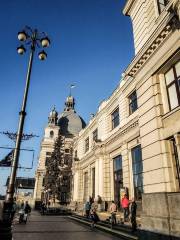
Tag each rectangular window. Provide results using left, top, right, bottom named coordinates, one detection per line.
left=85, top=137, right=89, bottom=152
left=131, top=145, right=143, bottom=200
left=157, top=0, right=169, bottom=13
left=45, top=157, right=50, bottom=166
left=46, top=152, right=51, bottom=156
left=65, top=149, right=70, bottom=154
left=111, top=107, right=119, bottom=129
left=129, top=90, right=138, bottom=115
left=75, top=150, right=77, bottom=158
left=64, top=155, right=69, bottom=165
left=113, top=155, right=123, bottom=205
left=165, top=61, right=180, bottom=111
left=93, top=128, right=98, bottom=142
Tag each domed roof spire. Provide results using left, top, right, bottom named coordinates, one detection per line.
left=64, top=84, right=76, bottom=111
left=58, top=93, right=86, bottom=136
left=64, top=95, right=75, bottom=111
left=48, top=106, right=58, bottom=125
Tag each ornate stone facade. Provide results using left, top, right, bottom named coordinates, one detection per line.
left=33, top=96, right=86, bottom=205
left=72, top=0, right=180, bottom=237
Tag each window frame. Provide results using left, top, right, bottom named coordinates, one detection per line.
left=129, top=90, right=138, bottom=115
left=93, top=128, right=98, bottom=142
left=85, top=137, right=89, bottom=153
left=165, top=61, right=180, bottom=111
left=157, top=0, right=169, bottom=14
left=113, top=155, right=123, bottom=206
left=111, top=107, right=119, bottom=130
left=131, top=145, right=143, bottom=200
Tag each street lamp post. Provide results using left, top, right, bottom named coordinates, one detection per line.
left=0, top=26, right=50, bottom=240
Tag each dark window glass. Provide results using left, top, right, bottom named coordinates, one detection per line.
left=111, top=108, right=119, bottom=129
left=46, top=152, right=51, bottom=156
left=50, top=131, right=54, bottom=138
left=85, top=137, right=89, bottom=152
left=75, top=150, right=77, bottom=158
left=45, top=157, right=50, bottom=166
left=113, top=155, right=123, bottom=206
left=157, top=0, right=169, bottom=13
left=165, top=61, right=180, bottom=110
left=129, top=91, right=138, bottom=114
left=65, top=149, right=70, bottom=153
left=64, top=155, right=69, bottom=165
left=131, top=145, right=143, bottom=200
left=42, top=178, right=45, bottom=186
left=93, top=129, right=98, bottom=142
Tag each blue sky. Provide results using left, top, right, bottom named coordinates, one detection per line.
left=0, top=0, right=134, bottom=194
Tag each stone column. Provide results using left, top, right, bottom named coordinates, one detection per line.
left=73, top=171, right=79, bottom=201
left=98, top=157, right=104, bottom=197
left=33, top=172, right=39, bottom=200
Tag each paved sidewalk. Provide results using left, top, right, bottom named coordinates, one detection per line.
left=12, top=211, right=124, bottom=240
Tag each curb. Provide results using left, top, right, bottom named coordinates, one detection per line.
left=68, top=215, right=138, bottom=240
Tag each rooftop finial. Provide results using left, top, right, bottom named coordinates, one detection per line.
left=69, top=84, right=76, bottom=96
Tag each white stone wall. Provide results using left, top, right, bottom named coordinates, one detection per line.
left=34, top=125, right=60, bottom=200
left=72, top=0, right=180, bottom=204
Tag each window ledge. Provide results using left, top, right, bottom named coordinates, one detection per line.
left=162, top=105, right=180, bottom=120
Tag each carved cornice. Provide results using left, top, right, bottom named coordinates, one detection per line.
left=123, top=0, right=135, bottom=16
left=124, top=11, right=178, bottom=78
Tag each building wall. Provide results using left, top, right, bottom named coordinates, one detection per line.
left=71, top=0, right=180, bottom=220
left=33, top=125, right=59, bottom=201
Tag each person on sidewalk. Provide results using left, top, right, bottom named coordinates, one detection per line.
left=41, top=201, right=46, bottom=215
left=84, top=201, right=91, bottom=218
left=121, top=194, right=129, bottom=222
left=109, top=201, right=117, bottom=225
left=24, top=201, right=31, bottom=214
left=11, top=198, right=17, bottom=221
left=90, top=209, right=100, bottom=228
left=130, top=198, right=137, bottom=232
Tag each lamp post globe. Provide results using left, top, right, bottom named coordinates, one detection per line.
left=38, top=50, right=47, bottom=60
left=17, top=31, right=27, bottom=41
left=41, top=37, right=50, bottom=48
left=17, top=45, right=26, bottom=55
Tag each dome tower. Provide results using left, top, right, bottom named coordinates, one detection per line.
left=58, top=95, right=86, bottom=137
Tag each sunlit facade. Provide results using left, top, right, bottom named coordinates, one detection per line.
left=72, top=0, right=180, bottom=236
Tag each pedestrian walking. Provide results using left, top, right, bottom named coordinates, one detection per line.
left=84, top=201, right=91, bottom=218
left=90, top=209, right=100, bottom=228
left=121, top=194, right=129, bottom=222
left=41, top=201, right=46, bottom=215
left=11, top=199, right=17, bottom=221
left=130, top=198, right=137, bottom=232
left=109, top=201, right=117, bottom=226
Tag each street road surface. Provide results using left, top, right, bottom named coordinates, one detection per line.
left=12, top=211, right=124, bottom=240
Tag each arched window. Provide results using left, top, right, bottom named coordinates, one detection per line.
left=50, top=130, right=54, bottom=138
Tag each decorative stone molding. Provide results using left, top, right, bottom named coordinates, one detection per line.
left=128, top=25, right=172, bottom=77
left=124, top=9, right=179, bottom=78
